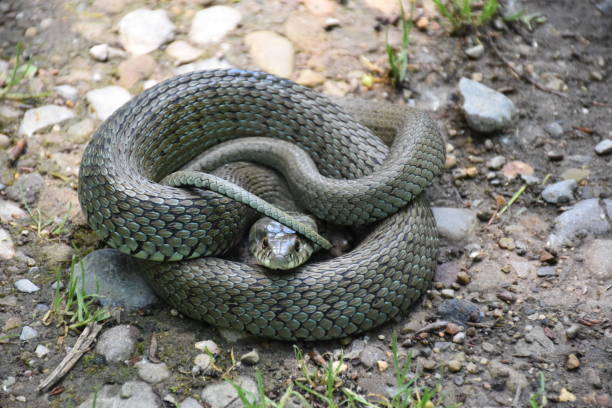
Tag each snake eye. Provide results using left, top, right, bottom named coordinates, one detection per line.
left=262, top=237, right=269, bottom=248
left=294, top=241, right=300, bottom=251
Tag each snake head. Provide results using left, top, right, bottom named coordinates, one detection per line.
left=248, top=214, right=318, bottom=270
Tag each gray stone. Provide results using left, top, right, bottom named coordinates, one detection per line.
left=458, top=77, right=516, bottom=133
left=136, top=360, right=170, bottom=384
left=582, top=239, right=612, bottom=280
left=359, top=343, right=386, bottom=368
left=5, top=172, right=44, bottom=205
left=541, top=180, right=577, bottom=204
left=201, top=376, right=257, bottom=408
left=35, top=344, right=50, bottom=358
left=513, top=326, right=556, bottom=359
left=594, top=139, right=612, bottom=155
left=437, top=299, right=482, bottom=325
left=18, top=105, right=75, bottom=136
left=0, top=228, right=16, bottom=260
left=245, top=31, right=295, bottom=78
left=118, top=9, right=175, bottom=55
left=432, top=207, right=477, bottom=242
left=20, top=326, right=38, bottom=340
left=547, top=199, right=611, bottom=248
left=78, top=381, right=160, bottom=408
left=544, top=121, right=564, bottom=138
left=96, top=325, right=141, bottom=363
left=15, top=279, right=40, bottom=293
left=86, top=86, right=131, bottom=121
left=486, top=155, right=506, bottom=170
left=537, top=266, right=557, bottom=277
left=464, top=44, right=484, bottom=59
left=2, top=376, right=16, bottom=391
left=54, top=85, right=79, bottom=102
left=189, top=6, right=241, bottom=46
left=76, top=249, right=157, bottom=309
left=180, top=398, right=204, bottom=408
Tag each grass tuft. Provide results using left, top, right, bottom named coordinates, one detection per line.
left=386, top=1, right=413, bottom=88
left=0, top=43, right=48, bottom=100
left=432, top=0, right=499, bottom=34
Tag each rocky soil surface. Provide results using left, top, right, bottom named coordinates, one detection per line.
left=0, top=0, right=611, bottom=407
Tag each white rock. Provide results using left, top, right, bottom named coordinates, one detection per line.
left=136, top=360, right=170, bottom=384
left=35, top=344, right=50, bottom=358
left=0, top=200, right=27, bottom=223
left=174, top=58, right=233, bottom=76
left=15, top=279, right=40, bottom=293
left=194, top=353, right=212, bottom=370
left=119, top=9, right=175, bottom=55
left=86, top=86, right=131, bottom=121
left=166, top=40, right=203, bottom=64
left=189, top=6, right=241, bottom=46
left=245, top=31, right=295, bottom=78
left=20, top=326, right=38, bottom=341
left=0, top=228, right=15, bottom=260
left=18, top=105, right=75, bottom=136
left=458, top=77, right=516, bottom=133
left=195, top=340, right=220, bottom=355
left=89, top=43, right=110, bottom=61
left=54, top=85, right=79, bottom=102
left=180, top=397, right=203, bottom=408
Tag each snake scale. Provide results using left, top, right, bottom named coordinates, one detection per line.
left=78, top=69, right=445, bottom=341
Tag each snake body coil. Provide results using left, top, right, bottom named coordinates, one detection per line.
left=79, top=69, right=445, bottom=340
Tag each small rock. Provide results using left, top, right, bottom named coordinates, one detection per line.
left=2, top=376, right=16, bottom=391
left=54, top=85, right=79, bottom=102
left=136, top=360, right=170, bottom=384
left=547, top=199, right=611, bottom=248
left=544, top=121, right=564, bottom=138
left=42, top=242, right=74, bottom=265
left=584, top=368, right=602, bottom=389
left=89, top=43, right=110, bottom=61
left=558, top=388, right=576, bottom=402
left=5, top=173, right=44, bottom=205
left=96, top=325, right=141, bottom=363
left=119, top=9, right=175, bottom=55
left=464, top=44, right=484, bottom=59
left=245, top=31, right=295, bottom=78
left=202, top=376, right=257, bottom=408
left=452, top=332, right=465, bottom=344
left=542, top=180, right=577, bottom=204
left=67, top=118, right=95, bottom=144
left=195, top=340, right=220, bottom=355
left=486, top=155, right=506, bottom=170
left=432, top=208, right=477, bottom=242
left=35, top=344, right=50, bottom=358
left=537, top=266, right=557, bottom=277
left=194, top=353, right=213, bottom=370
left=20, top=326, right=38, bottom=340
left=189, top=6, right=241, bottom=46
left=560, top=168, right=590, bottom=182
left=165, top=41, right=203, bottom=64
left=565, top=324, right=580, bottom=340
left=501, top=160, right=534, bottom=180
left=566, top=354, right=580, bottom=370
left=498, top=237, right=515, bottom=250
left=377, top=360, right=389, bottom=372
left=18, top=105, right=75, bottom=136
left=180, top=397, right=204, bottom=408
left=583, top=239, right=612, bottom=281
left=296, top=69, right=325, bottom=87
left=3, top=316, right=21, bottom=330
left=76, top=249, right=158, bottom=309
left=438, top=299, right=481, bottom=325
left=323, top=80, right=350, bottom=97
left=458, top=77, right=516, bottom=133
left=547, top=151, right=564, bottom=161
left=118, top=55, right=157, bottom=88
left=448, top=360, right=462, bottom=372
left=594, top=139, right=612, bottom=155
left=0, top=228, right=16, bottom=260
left=456, top=271, right=471, bottom=285
left=440, top=289, right=455, bottom=298
left=86, top=86, right=131, bottom=121
left=0, top=134, right=9, bottom=148
left=240, top=349, right=260, bottom=365
left=78, top=381, right=160, bottom=408
left=15, top=279, right=40, bottom=293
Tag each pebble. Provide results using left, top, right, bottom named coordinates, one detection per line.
left=594, top=139, right=612, bottom=155
left=20, top=326, right=38, bottom=340
left=582, top=239, right=612, bottom=280
left=0, top=228, right=16, bottom=260
left=358, top=343, right=387, bottom=368
left=54, top=85, right=79, bottom=102
left=5, top=173, right=44, bottom=205
left=0, top=134, right=9, bottom=148
left=448, top=360, right=463, bottom=372
left=136, top=360, right=170, bottom=384
left=537, top=266, right=557, bottom=277
left=194, top=353, right=213, bottom=371
left=296, top=69, right=326, bottom=87
left=240, top=349, right=260, bottom=365
left=67, top=118, right=96, bottom=144
left=565, top=324, right=580, bottom=339
left=89, top=43, right=126, bottom=62
left=566, top=354, right=580, bottom=370
left=440, top=289, right=455, bottom=298
left=486, top=155, right=506, bottom=170
left=432, top=207, right=477, bottom=242
left=501, top=160, right=534, bottom=180
left=78, top=381, right=160, bottom=408
left=544, top=121, right=564, bottom=138
left=245, top=31, right=294, bottom=78
left=458, top=77, right=516, bottom=133
left=558, top=388, right=576, bottom=402
left=42, top=243, right=74, bottom=266
left=96, top=325, right=141, bottom=363
left=456, top=271, right=471, bottom=285
left=466, top=362, right=478, bottom=373
left=541, top=180, right=577, bottom=204
left=498, top=237, right=515, bottom=250
left=195, top=340, right=220, bottom=355
left=452, top=332, right=465, bottom=344
left=2, top=376, right=16, bottom=390
left=35, top=344, right=50, bottom=358
left=76, top=249, right=158, bottom=309
left=86, top=86, right=131, bottom=121
left=118, top=9, right=175, bottom=55
left=181, top=397, right=204, bottom=408
left=547, top=151, right=564, bottom=161
left=437, top=299, right=482, bottom=325
left=464, top=44, right=484, bottom=59
left=561, top=167, right=590, bottom=182
left=18, top=105, right=75, bottom=136
left=14, top=279, right=40, bottom=293
left=547, top=199, right=611, bottom=248
left=165, top=40, right=203, bottom=64
left=201, top=376, right=257, bottom=408
left=189, top=6, right=241, bottom=46
left=117, top=55, right=157, bottom=88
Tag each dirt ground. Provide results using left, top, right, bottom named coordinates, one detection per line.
left=0, top=0, right=610, bottom=407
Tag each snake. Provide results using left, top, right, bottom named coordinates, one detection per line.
left=78, top=69, right=445, bottom=341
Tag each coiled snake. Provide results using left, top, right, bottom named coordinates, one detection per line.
left=78, top=69, right=445, bottom=341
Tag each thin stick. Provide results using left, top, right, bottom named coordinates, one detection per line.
left=498, top=184, right=527, bottom=217
left=38, top=322, right=104, bottom=392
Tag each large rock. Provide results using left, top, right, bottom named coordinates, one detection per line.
left=86, top=86, right=131, bottom=121
left=118, top=9, right=175, bottom=55
left=189, top=6, right=241, bottom=46
left=547, top=199, right=611, bottom=248
left=432, top=207, right=477, bottom=242
left=78, top=381, right=160, bottom=408
left=96, top=325, right=141, bottom=363
left=458, top=77, right=516, bottom=133
left=245, top=31, right=294, bottom=78
left=18, top=105, right=75, bottom=136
